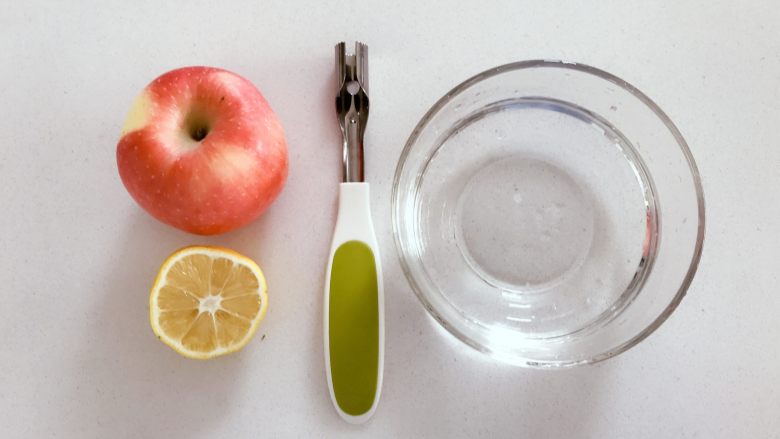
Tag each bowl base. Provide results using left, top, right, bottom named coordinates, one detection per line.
left=423, top=97, right=655, bottom=338
left=456, top=156, right=595, bottom=291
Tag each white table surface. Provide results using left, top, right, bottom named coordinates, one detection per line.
left=2, top=1, right=779, bottom=437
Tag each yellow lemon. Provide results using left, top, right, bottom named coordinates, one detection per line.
left=149, top=246, right=268, bottom=359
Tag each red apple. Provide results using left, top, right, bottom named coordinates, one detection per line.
left=116, top=66, right=288, bottom=235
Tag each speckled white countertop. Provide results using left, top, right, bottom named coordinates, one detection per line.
left=1, top=1, right=778, bottom=437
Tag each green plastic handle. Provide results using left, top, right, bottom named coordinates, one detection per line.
left=328, top=240, right=380, bottom=416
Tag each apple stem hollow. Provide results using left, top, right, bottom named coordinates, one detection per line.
left=184, top=110, right=212, bottom=142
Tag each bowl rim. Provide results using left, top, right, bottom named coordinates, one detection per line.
left=391, top=59, right=706, bottom=367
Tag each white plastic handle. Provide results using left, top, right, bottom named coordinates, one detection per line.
left=323, top=182, right=385, bottom=424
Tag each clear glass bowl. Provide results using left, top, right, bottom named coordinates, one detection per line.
left=392, top=60, right=705, bottom=367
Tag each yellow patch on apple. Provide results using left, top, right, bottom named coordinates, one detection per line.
left=121, top=91, right=153, bottom=135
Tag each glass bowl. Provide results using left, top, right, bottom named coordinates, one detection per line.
left=392, top=60, right=705, bottom=367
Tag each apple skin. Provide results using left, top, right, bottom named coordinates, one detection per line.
left=117, top=66, right=288, bottom=235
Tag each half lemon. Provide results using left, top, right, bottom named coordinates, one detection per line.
left=149, top=246, right=268, bottom=359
